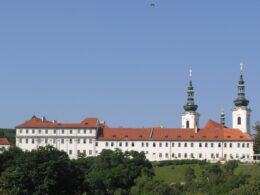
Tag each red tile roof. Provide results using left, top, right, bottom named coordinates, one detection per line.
left=97, top=120, right=252, bottom=141
left=16, top=116, right=99, bottom=129
left=0, top=138, right=10, bottom=145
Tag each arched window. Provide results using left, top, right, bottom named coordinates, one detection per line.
left=237, top=117, right=241, bottom=125
left=186, top=121, right=190, bottom=128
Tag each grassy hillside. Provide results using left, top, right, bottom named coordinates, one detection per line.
left=154, top=163, right=260, bottom=184
left=0, top=129, right=16, bottom=145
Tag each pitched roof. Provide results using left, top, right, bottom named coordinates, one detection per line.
left=0, top=138, right=10, bottom=145
left=16, top=116, right=98, bottom=129
left=97, top=120, right=252, bottom=141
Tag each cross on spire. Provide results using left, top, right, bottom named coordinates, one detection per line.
left=189, top=69, right=192, bottom=81
left=240, top=62, right=244, bottom=75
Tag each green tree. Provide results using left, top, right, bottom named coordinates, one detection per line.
left=85, top=149, right=152, bottom=195
left=0, top=146, right=84, bottom=195
left=184, top=167, right=196, bottom=186
left=253, top=122, right=260, bottom=155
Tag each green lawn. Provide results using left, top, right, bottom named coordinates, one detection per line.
left=0, top=129, right=16, bottom=145
left=154, top=163, right=260, bottom=184
left=154, top=164, right=201, bottom=183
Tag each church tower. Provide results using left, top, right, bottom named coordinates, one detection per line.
left=182, top=69, right=200, bottom=129
left=232, top=63, right=251, bottom=134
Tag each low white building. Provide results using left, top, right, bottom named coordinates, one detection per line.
left=15, top=65, right=254, bottom=161
left=0, top=138, right=10, bottom=151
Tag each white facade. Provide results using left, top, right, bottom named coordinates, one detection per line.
left=232, top=107, right=251, bottom=134
left=16, top=126, right=254, bottom=162
left=0, top=144, right=10, bottom=151
left=97, top=140, right=253, bottom=162
left=182, top=111, right=200, bottom=129
left=16, top=128, right=97, bottom=159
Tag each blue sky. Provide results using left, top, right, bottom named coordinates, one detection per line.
left=0, top=1, right=259, bottom=129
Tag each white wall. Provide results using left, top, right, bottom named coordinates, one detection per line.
left=182, top=112, right=200, bottom=128
left=232, top=107, right=251, bottom=134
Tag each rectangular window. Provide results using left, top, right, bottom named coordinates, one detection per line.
left=69, top=139, right=72, bottom=144
left=77, top=150, right=80, bottom=156
left=45, top=129, right=48, bottom=134
left=172, top=142, right=175, bottom=147
left=78, top=129, right=80, bottom=134
left=89, top=150, right=92, bottom=155
left=216, top=154, right=219, bottom=158
left=141, top=142, right=144, bottom=147
left=247, top=143, right=250, bottom=148
left=32, top=129, right=35, bottom=134
left=224, top=143, right=227, bottom=148
left=242, top=143, right=245, bottom=148
left=211, top=143, right=214, bottom=147
left=53, top=138, right=56, bottom=144
left=224, top=154, right=227, bottom=158
left=111, top=142, right=114, bottom=147
left=84, top=129, right=86, bottom=134
left=184, top=153, right=187, bottom=158
left=45, top=138, right=48, bottom=144
left=69, top=150, right=72, bottom=155
left=166, top=153, right=169, bottom=158
left=39, top=129, right=41, bottom=134
left=105, top=142, right=108, bottom=147
left=125, top=142, right=128, bottom=147
left=62, top=130, right=64, bottom=134
left=218, top=143, right=221, bottom=148
left=89, top=139, right=92, bottom=144
left=191, top=153, right=194, bottom=158
left=146, top=142, right=149, bottom=147
left=96, top=142, right=98, bottom=146
left=178, top=153, right=181, bottom=158
left=230, top=143, right=233, bottom=148
left=119, top=142, right=122, bottom=147
left=184, top=143, right=187, bottom=147
left=32, top=139, right=34, bottom=144
left=19, top=138, right=22, bottom=144
left=61, top=139, right=64, bottom=144
left=159, top=143, right=162, bottom=147
left=70, top=130, right=73, bottom=134
left=20, top=129, right=23, bottom=134
left=191, top=143, right=194, bottom=147
left=159, top=153, right=162, bottom=158
left=77, top=139, right=80, bottom=144
left=199, top=153, right=202, bottom=158
left=153, top=143, right=156, bottom=147
left=26, top=129, right=28, bottom=134
left=131, top=142, right=135, bottom=147
left=211, top=153, right=214, bottom=158
left=205, top=143, right=208, bottom=147
left=199, top=143, right=202, bottom=147
left=83, top=139, right=86, bottom=144
left=90, top=129, right=92, bottom=134
left=83, top=150, right=86, bottom=155
left=172, top=153, right=175, bottom=158
left=178, top=143, right=181, bottom=147
left=237, top=143, right=240, bottom=148
left=54, top=130, right=56, bottom=134
left=166, top=142, right=169, bottom=147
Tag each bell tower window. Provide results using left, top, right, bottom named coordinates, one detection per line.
left=237, top=117, right=241, bottom=125
left=186, top=121, right=190, bottom=128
